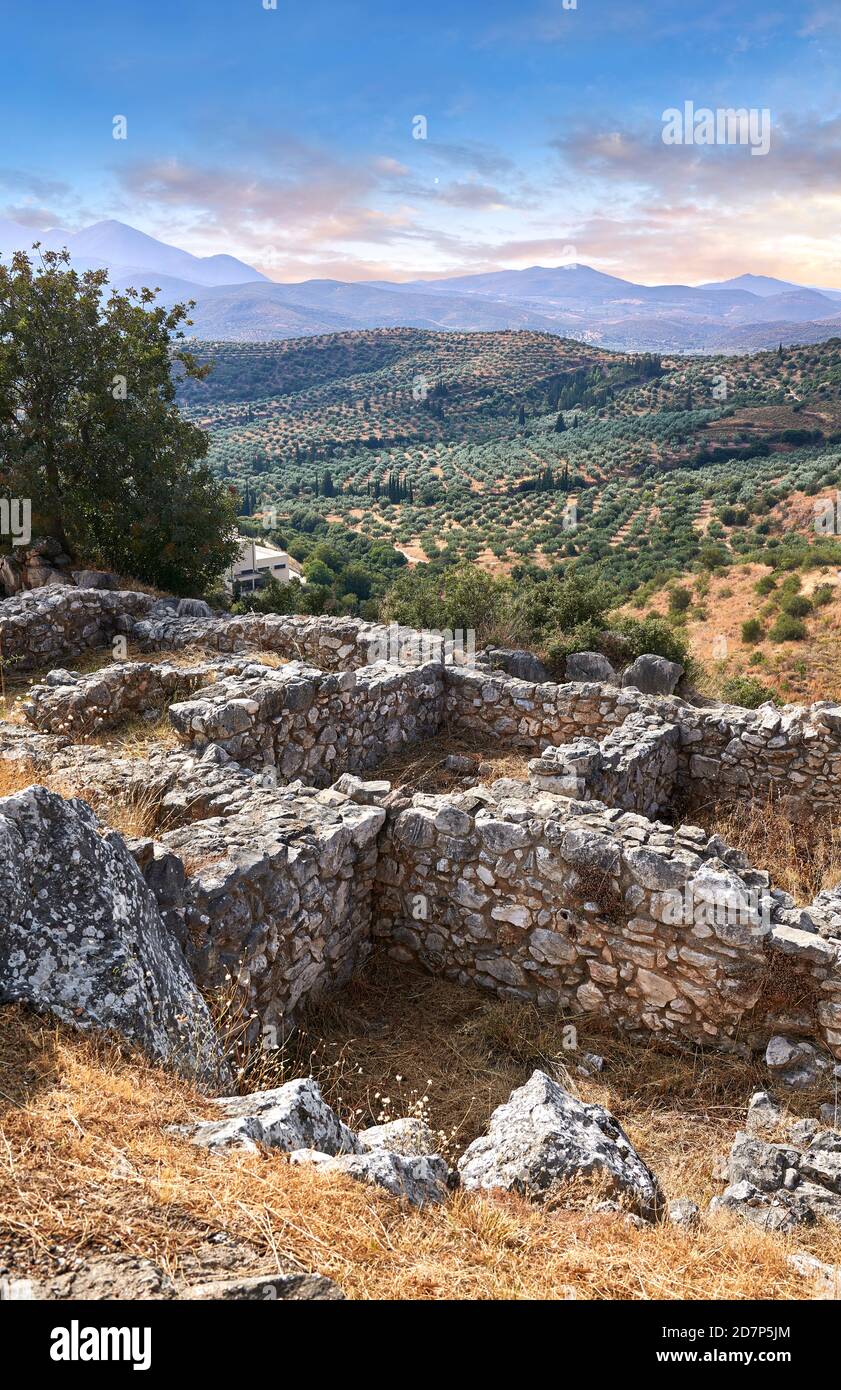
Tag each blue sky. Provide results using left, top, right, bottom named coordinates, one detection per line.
left=2, top=0, right=840, bottom=284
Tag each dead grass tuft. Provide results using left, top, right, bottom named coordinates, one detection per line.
left=376, top=729, right=531, bottom=796
left=686, top=790, right=841, bottom=901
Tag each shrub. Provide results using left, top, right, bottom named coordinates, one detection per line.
left=781, top=594, right=812, bottom=618
left=769, top=614, right=807, bottom=642
left=721, top=675, right=773, bottom=708
left=741, top=617, right=763, bottom=643
left=609, top=615, right=692, bottom=668
left=754, top=574, right=776, bottom=596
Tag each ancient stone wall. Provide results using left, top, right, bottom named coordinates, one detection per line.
left=443, top=668, right=841, bottom=819
left=157, top=780, right=385, bottom=1039
left=373, top=784, right=841, bottom=1058
left=0, top=585, right=155, bottom=672
left=23, top=659, right=230, bottom=736
left=168, top=660, right=443, bottom=786
left=677, top=701, right=841, bottom=818
left=6, top=590, right=841, bottom=1063
left=527, top=713, right=680, bottom=819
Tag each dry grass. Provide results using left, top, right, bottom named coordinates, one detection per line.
left=3, top=981, right=840, bottom=1300
left=88, top=710, right=183, bottom=759
left=0, top=755, right=167, bottom=840
left=685, top=790, right=841, bottom=901
left=376, top=730, right=532, bottom=796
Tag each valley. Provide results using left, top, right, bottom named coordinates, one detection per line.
left=181, top=329, right=841, bottom=700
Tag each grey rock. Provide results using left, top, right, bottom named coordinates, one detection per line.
left=29, top=1254, right=176, bottom=1301
left=800, top=1131, right=841, bottom=1194
left=182, top=1272, right=344, bottom=1300
left=358, top=1117, right=437, bottom=1156
left=179, top=1078, right=361, bottom=1155
left=746, top=1091, right=783, bottom=1137
left=457, top=1070, right=662, bottom=1220
left=710, top=1181, right=815, bottom=1233
left=291, top=1147, right=449, bottom=1206
left=71, top=569, right=118, bottom=590
left=0, top=786, right=228, bottom=1088
left=727, top=1132, right=800, bottom=1191
left=667, top=1197, right=700, bottom=1230
left=148, top=596, right=213, bottom=620
left=787, top=1252, right=841, bottom=1299
left=789, top=1117, right=820, bottom=1147
left=483, top=648, right=549, bottom=682
left=765, top=1034, right=824, bottom=1089
left=621, top=653, right=683, bottom=695
left=565, top=651, right=618, bottom=684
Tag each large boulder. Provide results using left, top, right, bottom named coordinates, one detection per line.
left=148, top=596, right=213, bottom=621
left=621, top=653, right=683, bottom=695
left=482, top=648, right=549, bottom=682
left=71, top=569, right=119, bottom=590
left=564, top=651, right=618, bottom=684
left=457, top=1070, right=663, bottom=1220
left=0, top=786, right=228, bottom=1089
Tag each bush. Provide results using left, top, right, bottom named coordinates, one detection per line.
left=720, top=675, right=773, bottom=708
left=380, top=561, right=509, bottom=644
left=609, top=615, right=692, bottom=668
left=741, top=617, right=763, bottom=643
left=668, top=585, right=691, bottom=613
left=781, top=594, right=812, bottom=618
left=754, top=574, right=776, bottom=596
left=769, top=614, right=807, bottom=642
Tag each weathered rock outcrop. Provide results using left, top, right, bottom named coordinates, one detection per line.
left=711, top=1100, right=841, bottom=1232
left=457, top=1070, right=662, bottom=1219
left=621, top=653, right=683, bottom=696
left=177, top=1078, right=362, bottom=1154
left=291, top=1147, right=450, bottom=1206
left=176, top=1077, right=449, bottom=1207
left=0, top=787, right=229, bottom=1087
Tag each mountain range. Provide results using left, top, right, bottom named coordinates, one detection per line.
left=3, top=217, right=841, bottom=354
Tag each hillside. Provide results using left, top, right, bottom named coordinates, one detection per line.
left=179, top=332, right=841, bottom=602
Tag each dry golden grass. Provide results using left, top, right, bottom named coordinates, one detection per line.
left=376, top=730, right=532, bottom=796
left=686, top=791, right=841, bottom=901
left=88, top=709, right=183, bottom=758
left=2, top=982, right=840, bottom=1301
left=0, top=754, right=167, bottom=840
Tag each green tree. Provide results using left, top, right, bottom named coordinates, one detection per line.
left=0, top=246, right=238, bottom=593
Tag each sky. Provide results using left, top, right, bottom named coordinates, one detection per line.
left=2, top=0, right=840, bottom=286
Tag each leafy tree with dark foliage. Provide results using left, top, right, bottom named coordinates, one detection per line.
left=0, top=247, right=238, bottom=593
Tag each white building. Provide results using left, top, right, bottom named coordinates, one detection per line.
left=225, top=537, right=305, bottom=593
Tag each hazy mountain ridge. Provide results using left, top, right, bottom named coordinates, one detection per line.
left=2, top=218, right=840, bottom=352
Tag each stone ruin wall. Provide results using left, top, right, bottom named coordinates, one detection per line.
left=167, top=660, right=444, bottom=786
left=373, top=786, right=841, bottom=1058
left=0, top=585, right=155, bottom=671
left=5, top=584, right=841, bottom=1058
